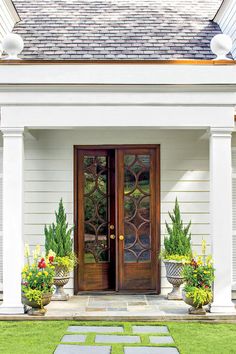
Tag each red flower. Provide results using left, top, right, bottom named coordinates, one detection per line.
left=49, top=256, right=54, bottom=263
left=38, top=260, right=46, bottom=269
left=40, top=262, right=46, bottom=268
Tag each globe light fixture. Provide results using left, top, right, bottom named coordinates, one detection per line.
left=2, top=33, right=24, bottom=60
left=210, top=34, right=233, bottom=60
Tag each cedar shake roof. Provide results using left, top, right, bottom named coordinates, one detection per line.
left=12, top=0, right=223, bottom=60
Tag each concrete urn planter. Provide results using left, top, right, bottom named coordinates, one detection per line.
left=52, top=263, right=70, bottom=301
left=164, top=260, right=185, bottom=300
left=182, top=290, right=210, bottom=315
left=22, top=292, right=52, bottom=316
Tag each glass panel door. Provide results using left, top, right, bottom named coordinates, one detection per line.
left=117, top=148, right=159, bottom=291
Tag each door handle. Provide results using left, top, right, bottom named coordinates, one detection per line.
left=110, top=234, right=116, bottom=240
left=119, top=235, right=124, bottom=241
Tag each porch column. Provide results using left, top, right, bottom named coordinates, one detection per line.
left=209, top=127, right=235, bottom=313
left=0, top=128, right=24, bottom=314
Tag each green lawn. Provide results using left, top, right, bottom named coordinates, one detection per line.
left=0, top=321, right=236, bottom=354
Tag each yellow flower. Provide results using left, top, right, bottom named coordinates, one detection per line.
left=44, top=271, right=48, bottom=276
left=202, top=239, right=207, bottom=255
left=29, top=272, right=32, bottom=276
left=24, top=244, right=30, bottom=258
left=194, top=274, right=197, bottom=277
left=38, top=272, right=42, bottom=276
left=22, top=265, right=29, bottom=273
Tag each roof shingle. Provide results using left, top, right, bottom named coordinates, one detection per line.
left=12, top=0, right=223, bottom=60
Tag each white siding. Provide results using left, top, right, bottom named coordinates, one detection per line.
left=232, top=147, right=236, bottom=290
left=0, top=148, right=2, bottom=292
left=24, top=129, right=210, bottom=295
left=214, top=0, right=236, bottom=59
left=0, top=0, right=20, bottom=45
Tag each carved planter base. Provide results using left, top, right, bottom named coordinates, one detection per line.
left=52, top=264, right=70, bottom=301
left=164, top=260, right=185, bottom=300
left=182, top=290, right=209, bottom=315
left=22, top=292, right=52, bottom=316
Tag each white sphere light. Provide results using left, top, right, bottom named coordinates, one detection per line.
left=210, top=34, right=232, bottom=60
left=2, top=33, right=24, bottom=60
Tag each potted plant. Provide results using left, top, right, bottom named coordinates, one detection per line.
left=182, top=240, right=215, bottom=314
left=44, top=199, right=76, bottom=301
left=161, top=198, right=192, bottom=300
left=21, top=245, right=55, bottom=316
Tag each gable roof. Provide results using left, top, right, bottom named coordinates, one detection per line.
left=12, top=0, right=223, bottom=60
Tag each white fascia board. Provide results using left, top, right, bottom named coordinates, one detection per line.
left=0, top=64, right=236, bottom=85
left=1, top=105, right=234, bottom=129
left=0, top=87, right=236, bottom=106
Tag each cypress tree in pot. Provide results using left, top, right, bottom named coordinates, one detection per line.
left=161, top=198, right=192, bottom=300
left=44, top=199, right=76, bottom=300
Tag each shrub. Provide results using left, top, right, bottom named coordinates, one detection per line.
left=44, top=199, right=73, bottom=258
left=162, top=198, right=192, bottom=260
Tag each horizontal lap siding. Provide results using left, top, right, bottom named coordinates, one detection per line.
left=216, top=0, right=236, bottom=59
left=24, top=129, right=209, bottom=295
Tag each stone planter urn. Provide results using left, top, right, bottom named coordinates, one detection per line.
left=164, top=260, right=185, bottom=300
left=182, top=290, right=210, bottom=315
left=22, top=292, right=52, bottom=316
left=52, top=264, right=70, bottom=301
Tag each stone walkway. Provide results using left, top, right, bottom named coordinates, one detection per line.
left=54, top=324, right=179, bottom=353
left=46, top=294, right=190, bottom=319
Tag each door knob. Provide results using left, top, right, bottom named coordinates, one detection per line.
left=110, top=234, right=115, bottom=240
left=119, top=235, right=124, bottom=241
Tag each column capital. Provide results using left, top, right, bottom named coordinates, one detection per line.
left=1, top=127, right=24, bottom=137
left=208, top=127, right=233, bottom=138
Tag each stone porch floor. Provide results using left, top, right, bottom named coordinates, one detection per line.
left=1, top=294, right=236, bottom=321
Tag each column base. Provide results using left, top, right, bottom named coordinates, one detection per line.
left=0, top=303, right=25, bottom=315
left=210, top=302, right=236, bottom=313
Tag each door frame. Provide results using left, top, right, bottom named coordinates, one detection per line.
left=73, top=144, right=161, bottom=294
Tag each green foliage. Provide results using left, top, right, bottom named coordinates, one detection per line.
left=23, top=288, right=43, bottom=306
left=45, top=199, right=74, bottom=258
left=184, top=285, right=213, bottom=308
left=163, top=198, right=192, bottom=259
left=55, top=255, right=77, bottom=271
left=160, top=253, right=191, bottom=263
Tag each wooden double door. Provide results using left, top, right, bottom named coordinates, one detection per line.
left=74, top=146, right=160, bottom=293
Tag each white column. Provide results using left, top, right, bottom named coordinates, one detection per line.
left=0, top=128, right=24, bottom=314
left=209, top=127, right=235, bottom=313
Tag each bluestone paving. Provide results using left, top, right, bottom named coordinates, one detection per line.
left=124, top=347, right=179, bottom=354
left=150, top=336, right=174, bottom=344
left=61, top=334, right=86, bottom=343
left=95, top=334, right=141, bottom=343
left=54, top=345, right=111, bottom=354
left=67, top=325, right=123, bottom=333
left=132, top=326, right=169, bottom=334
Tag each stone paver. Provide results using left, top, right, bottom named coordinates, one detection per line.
left=54, top=345, right=111, bottom=354
left=61, top=334, right=86, bottom=343
left=150, top=336, right=174, bottom=344
left=132, top=326, right=169, bottom=334
left=124, top=347, right=179, bottom=354
left=67, top=325, right=124, bottom=333
left=95, top=334, right=141, bottom=343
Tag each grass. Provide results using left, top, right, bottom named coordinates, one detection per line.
left=1, top=321, right=236, bottom=353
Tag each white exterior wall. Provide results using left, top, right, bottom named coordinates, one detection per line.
left=23, top=128, right=209, bottom=295
left=214, top=0, right=236, bottom=59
